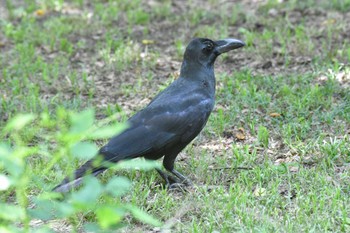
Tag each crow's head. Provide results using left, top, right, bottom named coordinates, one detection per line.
left=183, top=38, right=245, bottom=68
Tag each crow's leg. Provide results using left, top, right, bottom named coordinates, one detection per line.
left=156, top=168, right=181, bottom=186
left=156, top=168, right=188, bottom=191
left=162, top=152, right=193, bottom=186
left=170, top=169, right=193, bottom=186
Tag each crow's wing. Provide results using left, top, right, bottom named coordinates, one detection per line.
left=53, top=89, right=213, bottom=193
left=101, top=92, right=213, bottom=163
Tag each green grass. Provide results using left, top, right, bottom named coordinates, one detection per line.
left=0, top=0, right=350, bottom=232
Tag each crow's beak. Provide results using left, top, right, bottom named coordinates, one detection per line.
left=215, top=38, right=245, bottom=54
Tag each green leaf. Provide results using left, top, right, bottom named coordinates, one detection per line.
left=28, top=199, right=55, bottom=221
left=0, top=203, right=25, bottom=221
left=115, top=159, right=161, bottom=171
left=96, top=206, right=124, bottom=229
left=29, top=198, right=73, bottom=221
left=105, top=176, right=131, bottom=197
left=5, top=113, right=36, bottom=131
left=83, top=223, right=101, bottom=233
left=55, top=202, right=75, bottom=218
left=0, top=142, right=12, bottom=157
left=83, top=223, right=100, bottom=233
left=30, top=226, right=55, bottom=233
left=70, top=108, right=95, bottom=134
left=0, top=143, right=24, bottom=178
left=0, top=226, right=20, bottom=233
left=70, top=176, right=102, bottom=205
left=88, top=123, right=129, bottom=139
left=124, top=204, right=162, bottom=227
left=70, top=141, right=98, bottom=160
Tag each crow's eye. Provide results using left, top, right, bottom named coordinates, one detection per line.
left=203, top=41, right=214, bottom=52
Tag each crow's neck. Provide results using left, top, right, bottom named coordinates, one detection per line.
left=180, top=60, right=216, bottom=95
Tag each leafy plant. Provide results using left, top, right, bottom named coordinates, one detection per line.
left=0, top=109, right=161, bottom=232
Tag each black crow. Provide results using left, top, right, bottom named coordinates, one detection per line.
left=53, top=38, right=245, bottom=192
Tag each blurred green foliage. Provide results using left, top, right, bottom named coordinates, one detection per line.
left=0, top=108, right=161, bottom=232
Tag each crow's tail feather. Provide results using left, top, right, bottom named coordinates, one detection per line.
left=52, top=160, right=106, bottom=193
